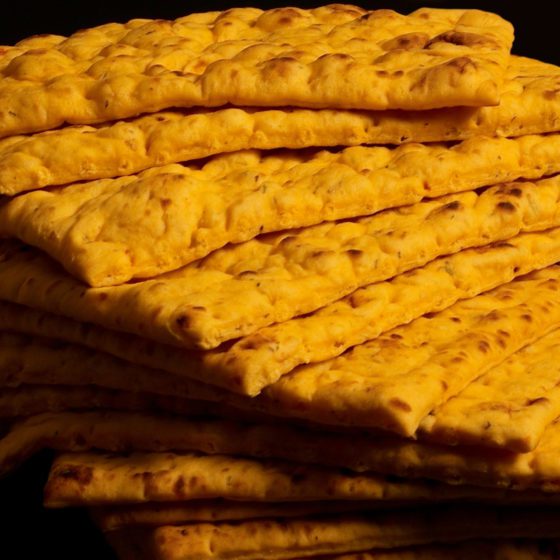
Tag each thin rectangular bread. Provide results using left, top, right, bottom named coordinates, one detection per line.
left=2, top=175, right=560, bottom=355
left=105, top=537, right=560, bottom=560
left=420, top=326, right=560, bottom=452
left=4, top=264, right=560, bottom=442
left=258, top=266, right=560, bottom=437
left=3, top=228, right=560, bottom=396
left=44, top=450, right=560, bottom=509
left=0, top=7, right=514, bottom=138
left=101, top=506, right=560, bottom=560
left=6, top=409, right=560, bottom=490
left=91, top=500, right=390, bottom=532
left=4, top=134, right=560, bottom=287
left=3, top=56, right=560, bottom=196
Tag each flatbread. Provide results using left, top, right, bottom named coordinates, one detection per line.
left=102, top=507, right=560, bottom=560
left=91, top=500, right=382, bottom=532
left=3, top=56, right=560, bottom=196
left=44, top=450, right=560, bottom=509
left=5, top=135, right=560, bottom=286
left=259, top=266, right=560, bottom=436
left=2, top=176, right=560, bottom=355
left=107, top=536, right=560, bottom=560
left=3, top=228, right=560, bottom=396
left=421, top=327, right=560, bottom=452
left=6, top=409, right=560, bottom=490
left=323, top=541, right=560, bottom=560
left=0, top=7, right=514, bottom=138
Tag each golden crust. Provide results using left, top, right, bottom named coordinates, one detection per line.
left=4, top=408, right=560, bottom=489
left=45, top=449, right=560, bottom=509
left=5, top=134, right=560, bottom=286
left=3, top=56, right=560, bottom=195
left=104, top=507, right=560, bottom=560
left=2, top=228, right=560, bottom=397
left=0, top=7, right=513, bottom=138
left=2, top=175, right=560, bottom=358
left=421, top=327, right=560, bottom=452
left=42, top=450, right=491, bottom=507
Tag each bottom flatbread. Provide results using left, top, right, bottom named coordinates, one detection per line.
left=104, top=506, right=560, bottom=560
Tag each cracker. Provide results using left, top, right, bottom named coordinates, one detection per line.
left=7, top=409, right=560, bottom=490
left=3, top=56, right=560, bottom=196
left=259, top=266, right=560, bottom=436
left=103, top=507, right=560, bottom=560
left=3, top=228, right=560, bottom=396
left=45, top=450, right=560, bottom=509
left=5, top=135, right=560, bottom=287
left=0, top=7, right=513, bottom=138
left=2, top=176, right=560, bottom=356
left=92, top=500, right=384, bottom=532
left=421, top=327, right=560, bottom=452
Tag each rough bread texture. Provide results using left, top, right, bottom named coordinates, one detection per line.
left=2, top=228, right=560, bottom=397
left=42, top=450, right=489, bottom=507
left=0, top=7, right=514, bottom=138
left=2, top=176, right=560, bottom=357
left=103, top=507, right=560, bottom=560
left=5, top=409, right=560, bottom=489
left=45, top=450, right=560, bottom=509
left=1, top=56, right=560, bottom=195
left=106, top=535, right=560, bottom=560
left=4, top=134, right=560, bottom=286
left=92, top=500, right=379, bottom=532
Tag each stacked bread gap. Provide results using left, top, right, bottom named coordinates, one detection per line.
left=2, top=4, right=560, bottom=558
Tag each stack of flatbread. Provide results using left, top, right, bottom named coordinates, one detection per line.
left=3, top=4, right=560, bottom=558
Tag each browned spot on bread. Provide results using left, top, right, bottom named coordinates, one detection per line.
left=446, top=56, right=477, bottom=74
left=54, top=464, right=93, bottom=485
left=478, top=340, right=490, bottom=353
left=173, top=476, right=186, bottom=496
left=496, top=201, right=516, bottom=212
left=428, top=31, right=498, bottom=49
left=389, top=398, right=411, bottom=412
left=521, top=313, right=533, bottom=322
left=526, top=397, right=550, bottom=406
left=383, top=32, right=430, bottom=51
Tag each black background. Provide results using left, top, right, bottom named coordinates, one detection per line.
left=0, top=1, right=558, bottom=558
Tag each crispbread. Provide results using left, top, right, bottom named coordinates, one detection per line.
left=3, top=228, right=560, bottom=397
left=106, top=535, right=560, bottom=560
left=2, top=176, right=560, bottom=356
left=3, top=56, right=560, bottom=195
left=320, top=541, right=560, bottom=560
left=259, top=266, right=560, bottom=436
left=420, top=327, right=560, bottom=452
left=44, top=450, right=560, bottom=509
left=5, top=135, right=560, bottom=286
left=0, top=7, right=514, bottom=138
left=7, top=409, right=560, bottom=490
left=91, top=500, right=383, bottom=532
left=103, top=507, right=560, bottom=560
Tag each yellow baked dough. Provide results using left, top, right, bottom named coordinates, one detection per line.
left=0, top=7, right=514, bottom=138
left=101, top=507, right=560, bottom=560
left=2, top=56, right=560, bottom=195
left=4, top=134, right=560, bottom=287
left=2, top=175, right=560, bottom=354
left=2, top=228, right=560, bottom=397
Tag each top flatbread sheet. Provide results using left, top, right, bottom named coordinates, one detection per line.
left=4, top=133, right=560, bottom=286
left=2, top=56, right=560, bottom=196
left=0, top=7, right=513, bottom=138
